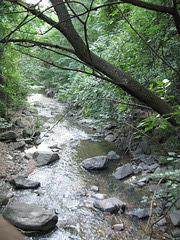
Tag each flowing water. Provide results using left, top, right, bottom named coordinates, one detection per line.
left=12, top=89, right=149, bottom=240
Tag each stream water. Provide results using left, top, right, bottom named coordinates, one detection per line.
left=12, top=89, right=149, bottom=240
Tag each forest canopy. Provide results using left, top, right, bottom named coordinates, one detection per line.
left=0, top=0, right=179, bottom=125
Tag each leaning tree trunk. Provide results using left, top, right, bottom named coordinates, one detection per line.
left=49, top=0, right=178, bottom=125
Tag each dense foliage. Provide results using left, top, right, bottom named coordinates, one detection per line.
left=0, top=1, right=179, bottom=123
left=0, top=1, right=39, bottom=116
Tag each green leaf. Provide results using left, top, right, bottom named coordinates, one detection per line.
left=118, top=104, right=127, bottom=112
left=133, top=135, right=141, bottom=139
left=156, top=81, right=164, bottom=85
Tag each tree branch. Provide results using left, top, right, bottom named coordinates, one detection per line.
left=0, top=38, right=75, bottom=54
left=121, top=0, right=174, bottom=14
left=0, top=38, right=105, bottom=77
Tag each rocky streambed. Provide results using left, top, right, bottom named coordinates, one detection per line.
left=0, top=87, right=180, bottom=240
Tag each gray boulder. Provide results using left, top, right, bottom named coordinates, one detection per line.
left=15, top=119, right=25, bottom=128
left=172, top=229, right=180, bottom=238
left=0, top=131, right=17, bottom=141
left=3, top=202, right=58, bottom=232
left=113, top=163, right=133, bottom=180
left=10, top=175, right=40, bottom=189
left=107, top=151, right=120, bottom=160
left=170, top=210, right=180, bottom=227
left=130, top=208, right=150, bottom=219
left=9, top=141, right=25, bottom=150
left=141, top=155, right=157, bottom=165
left=33, top=152, right=60, bottom=166
left=148, top=163, right=160, bottom=172
left=104, top=134, right=116, bottom=142
left=156, top=217, right=167, bottom=226
left=82, top=156, right=108, bottom=170
left=23, top=126, right=33, bottom=138
left=94, top=197, right=126, bottom=213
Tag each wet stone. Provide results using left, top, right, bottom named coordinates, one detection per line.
left=9, top=141, right=25, bottom=150
left=10, top=175, right=40, bottom=189
left=148, top=163, right=160, bottom=173
left=3, top=202, right=58, bottom=233
left=138, top=162, right=148, bottom=171
left=170, top=210, right=180, bottom=227
left=172, top=229, right=180, bottom=238
left=107, top=151, right=120, bottom=160
left=90, top=185, right=99, bottom=192
left=156, top=217, right=167, bottom=226
left=136, top=181, right=146, bottom=187
left=130, top=208, right=150, bottom=219
left=94, top=198, right=126, bottom=213
left=82, top=156, right=108, bottom=170
left=133, top=167, right=143, bottom=174
left=113, top=163, right=133, bottom=180
left=33, top=152, right=60, bottom=167
left=104, top=134, right=116, bottom=143
left=155, top=205, right=164, bottom=216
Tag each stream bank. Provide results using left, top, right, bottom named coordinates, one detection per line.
left=0, top=87, right=179, bottom=240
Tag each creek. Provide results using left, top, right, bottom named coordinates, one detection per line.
left=12, top=88, right=148, bottom=240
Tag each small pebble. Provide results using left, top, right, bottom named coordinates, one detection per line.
left=112, top=223, right=124, bottom=231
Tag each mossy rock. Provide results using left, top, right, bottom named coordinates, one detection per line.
left=0, top=131, right=17, bottom=141
left=23, top=127, right=33, bottom=138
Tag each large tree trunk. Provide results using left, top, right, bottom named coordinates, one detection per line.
left=50, top=0, right=177, bottom=125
